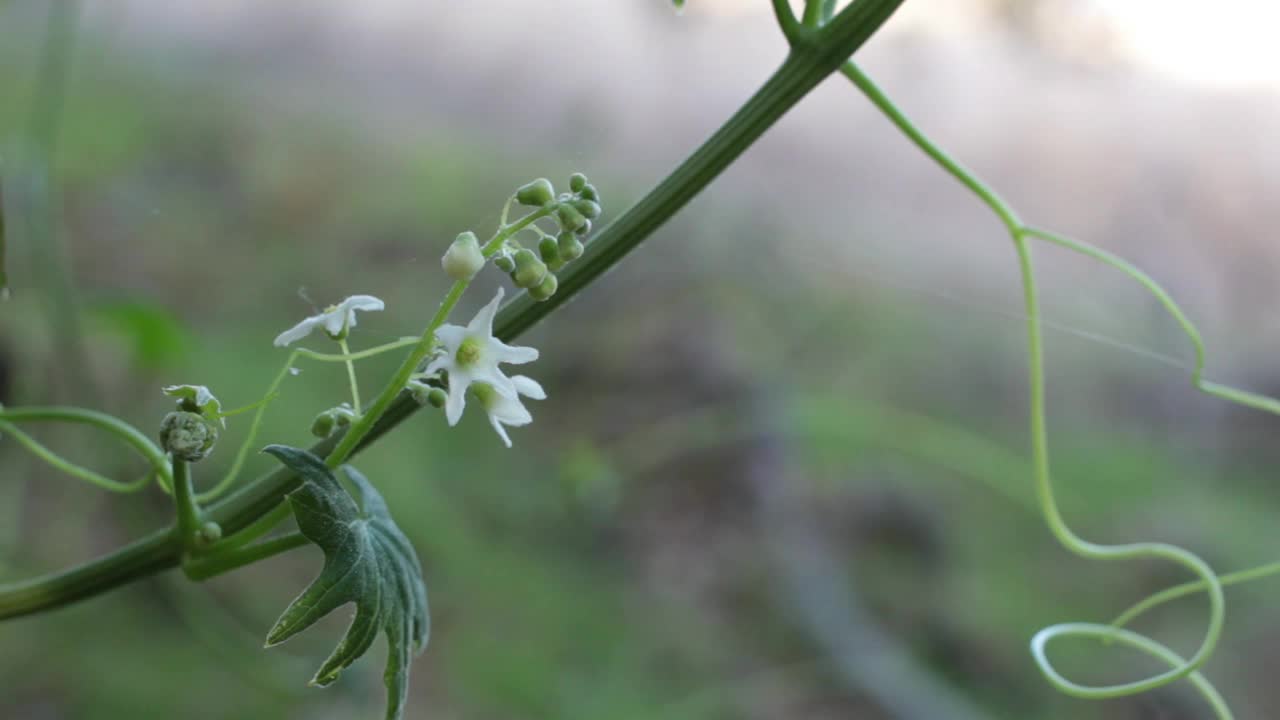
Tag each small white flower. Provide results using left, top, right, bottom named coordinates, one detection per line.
left=425, top=288, right=538, bottom=426
left=273, top=295, right=385, bottom=347
left=472, top=376, right=545, bottom=448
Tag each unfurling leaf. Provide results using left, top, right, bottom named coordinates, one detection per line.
left=263, top=445, right=429, bottom=720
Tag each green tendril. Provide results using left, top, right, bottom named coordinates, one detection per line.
left=839, top=58, right=1257, bottom=714
left=0, top=406, right=172, bottom=492
left=0, top=419, right=150, bottom=493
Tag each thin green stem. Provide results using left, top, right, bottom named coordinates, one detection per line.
left=183, top=532, right=309, bottom=582
left=171, top=458, right=201, bottom=550
left=802, top=0, right=825, bottom=28
left=844, top=58, right=1230, bottom=713
left=0, top=419, right=149, bottom=493
left=0, top=406, right=171, bottom=489
left=207, top=501, right=294, bottom=553
left=0, top=0, right=907, bottom=620
left=1112, top=561, right=1280, bottom=631
left=337, top=338, right=361, bottom=416
left=773, top=0, right=804, bottom=42
left=294, top=337, right=420, bottom=363
left=1020, top=226, right=1280, bottom=416
left=841, top=62, right=1022, bottom=233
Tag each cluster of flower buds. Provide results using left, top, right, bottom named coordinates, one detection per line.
left=159, top=385, right=224, bottom=462
left=494, top=173, right=603, bottom=302
left=309, top=403, right=359, bottom=438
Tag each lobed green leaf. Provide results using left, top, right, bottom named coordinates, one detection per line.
left=263, top=445, right=429, bottom=720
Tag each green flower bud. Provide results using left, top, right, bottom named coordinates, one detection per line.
left=529, top=272, right=558, bottom=302
left=427, top=388, right=448, bottom=408
left=493, top=253, right=516, bottom=273
left=197, top=521, right=223, bottom=546
left=311, top=410, right=336, bottom=438
left=572, top=199, right=601, bottom=220
left=538, top=236, right=560, bottom=263
left=556, top=204, right=586, bottom=233
left=159, top=411, right=220, bottom=462
left=441, top=231, right=485, bottom=281
left=558, top=231, right=584, bottom=261
left=512, top=248, right=547, bottom=289
left=569, top=172, right=587, bottom=193
left=546, top=255, right=566, bottom=272
left=581, top=183, right=600, bottom=204
left=574, top=219, right=592, bottom=237
left=515, top=178, right=555, bottom=207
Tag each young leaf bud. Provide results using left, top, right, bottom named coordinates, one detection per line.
left=515, top=178, right=555, bottom=207
left=512, top=248, right=547, bottom=289
left=529, top=272, right=558, bottom=302
left=441, top=231, right=485, bottom=281
left=558, top=231, right=584, bottom=261
left=493, top=253, right=516, bottom=273
left=538, top=235, right=560, bottom=263
left=572, top=199, right=601, bottom=220
left=159, top=411, right=220, bottom=462
left=556, top=204, right=586, bottom=233
left=569, top=172, right=588, bottom=193
left=581, top=183, right=600, bottom=204
left=311, top=410, right=336, bottom=438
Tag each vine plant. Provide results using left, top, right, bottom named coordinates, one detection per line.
left=2, top=1, right=1278, bottom=717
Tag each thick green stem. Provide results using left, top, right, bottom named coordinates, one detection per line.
left=0, top=0, right=905, bottom=621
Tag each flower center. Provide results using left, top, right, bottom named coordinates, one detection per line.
left=456, top=337, right=483, bottom=367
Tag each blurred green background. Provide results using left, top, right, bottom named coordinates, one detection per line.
left=4, top=1, right=1280, bottom=719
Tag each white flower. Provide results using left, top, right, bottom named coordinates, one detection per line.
left=424, top=287, right=538, bottom=426
left=273, top=295, right=385, bottom=347
left=472, top=376, right=545, bottom=448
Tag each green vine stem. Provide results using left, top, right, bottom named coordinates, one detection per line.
left=0, top=0, right=905, bottom=620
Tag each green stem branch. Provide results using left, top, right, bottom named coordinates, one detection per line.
left=171, top=458, right=201, bottom=549
left=0, top=0, right=906, bottom=621
left=184, top=532, right=309, bottom=582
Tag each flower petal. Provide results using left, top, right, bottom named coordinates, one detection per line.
left=469, top=365, right=517, bottom=398
left=467, top=288, right=504, bottom=336
left=338, top=295, right=386, bottom=314
left=490, top=340, right=538, bottom=365
left=490, top=395, right=532, bottom=426
left=488, top=415, right=513, bottom=448
left=274, top=316, right=321, bottom=347
left=433, top=324, right=467, bottom=351
left=511, top=375, right=546, bottom=401
left=444, top=382, right=467, bottom=426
